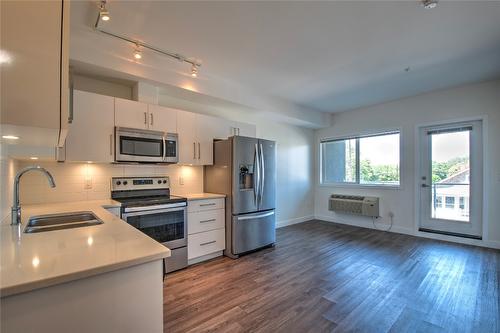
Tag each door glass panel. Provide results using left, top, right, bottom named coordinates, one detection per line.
left=430, top=130, right=470, bottom=222
left=126, top=210, right=184, bottom=243
left=120, top=136, right=163, bottom=157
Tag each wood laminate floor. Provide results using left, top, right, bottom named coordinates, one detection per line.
left=164, top=220, right=500, bottom=333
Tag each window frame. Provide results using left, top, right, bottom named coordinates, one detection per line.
left=319, top=129, right=402, bottom=189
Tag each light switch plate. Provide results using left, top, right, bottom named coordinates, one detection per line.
left=179, top=176, right=185, bottom=186
left=84, top=178, right=93, bottom=189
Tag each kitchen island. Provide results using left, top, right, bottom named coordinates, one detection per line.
left=0, top=200, right=169, bottom=333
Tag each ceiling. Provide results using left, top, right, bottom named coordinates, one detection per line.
left=71, top=1, right=500, bottom=113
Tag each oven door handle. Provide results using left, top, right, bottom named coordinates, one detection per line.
left=122, top=206, right=186, bottom=218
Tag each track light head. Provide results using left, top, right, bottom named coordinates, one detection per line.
left=422, top=0, right=438, bottom=9
left=99, top=1, right=110, bottom=21
left=133, top=45, right=142, bottom=60
left=191, top=64, right=198, bottom=78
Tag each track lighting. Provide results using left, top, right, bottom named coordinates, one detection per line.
left=133, top=45, right=142, bottom=60
left=422, top=0, right=438, bottom=9
left=191, top=64, right=198, bottom=78
left=99, top=1, right=110, bottom=21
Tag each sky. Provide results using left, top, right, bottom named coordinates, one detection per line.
left=431, top=131, right=469, bottom=163
left=360, top=133, right=399, bottom=165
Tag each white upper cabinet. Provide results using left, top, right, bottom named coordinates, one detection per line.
left=0, top=0, right=70, bottom=149
left=196, top=114, right=221, bottom=165
left=148, top=105, right=177, bottom=133
left=114, top=98, right=149, bottom=129
left=65, top=91, right=115, bottom=162
left=177, top=111, right=198, bottom=165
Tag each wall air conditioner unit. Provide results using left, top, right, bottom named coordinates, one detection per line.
left=329, top=194, right=379, bottom=217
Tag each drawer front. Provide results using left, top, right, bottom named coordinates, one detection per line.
left=188, top=209, right=225, bottom=235
left=188, top=228, right=225, bottom=260
left=188, top=198, right=225, bottom=213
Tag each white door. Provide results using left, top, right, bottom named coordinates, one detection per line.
left=177, top=110, right=197, bottom=164
left=148, top=105, right=177, bottom=133
left=418, top=120, right=483, bottom=238
left=66, top=90, right=115, bottom=162
left=115, top=98, right=148, bottom=129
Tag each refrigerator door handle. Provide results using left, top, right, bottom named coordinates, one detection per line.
left=237, top=211, right=274, bottom=221
left=259, top=143, right=265, bottom=206
left=254, top=143, right=260, bottom=205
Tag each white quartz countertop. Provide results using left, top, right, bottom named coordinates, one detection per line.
left=180, top=193, right=226, bottom=201
left=0, top=200, right=170, bottom=298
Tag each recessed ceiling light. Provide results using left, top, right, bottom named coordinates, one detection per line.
left=422, top=0, right=438, bottom=9
left=30, top=157, right=39, bottom=160
left=0, top=50, right=12, bottom=65
left=2, top=135, right=19, bottom=140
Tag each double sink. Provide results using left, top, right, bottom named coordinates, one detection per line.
left=24, top=211, right=104, bottom=234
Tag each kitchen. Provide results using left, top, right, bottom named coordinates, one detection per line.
left=2, top=1, right=500, bottom=332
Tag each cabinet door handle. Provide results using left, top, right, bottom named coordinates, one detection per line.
left=150, top=113, right=154, bottom=126
left=109, top=134, right=113, bottom=156
left=200, top=203, right=216, bottom=207
left=200, top=240, right=216, bottom=246
left=193, top=142, right=196, bottom=159
left=199, top=219, right=216, bottom=223
left=198, top=142, right=201, bottom=159
left=144, top=112, right=147, bottom=125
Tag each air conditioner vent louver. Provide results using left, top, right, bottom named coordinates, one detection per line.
left=329, top=194, right=379, bottom=217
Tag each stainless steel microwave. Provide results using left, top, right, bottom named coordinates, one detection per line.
left=115, top=127, right=178, bottom=163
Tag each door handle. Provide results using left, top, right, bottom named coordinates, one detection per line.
left=237, top=211, right=274, bottom=221
left=254, top=143, right=260, bottom=205
left=198, top=142, right=201, bottom=160
left=199, top=219, right=216, bottom=223
left=150, top=113, right=154, bottom=126
left=259, top=143, right=265, bottom=206
left=193, top=142, right=196, bottom=159
left=421, top=184, right=431, bottom=188
left=144, top=112, right=147, bottom=125
left=200, top=240, right=216, bottom=246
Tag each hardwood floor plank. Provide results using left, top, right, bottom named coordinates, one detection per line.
left=164, top=220, right=500, bottom=333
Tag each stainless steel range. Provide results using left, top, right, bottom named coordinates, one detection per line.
left=111, top=176, right=188, bottom=273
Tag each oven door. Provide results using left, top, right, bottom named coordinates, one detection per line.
left=115, top=127, right=165, bottom=163
left=122, top=206, right=187, bottom=249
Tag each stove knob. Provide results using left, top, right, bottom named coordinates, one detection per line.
left=163, top=180, right=167, bottom=184
left=158, top=180, right=162, bottom=184
left=116, top=181, right=121, bottom=186
left=123, top=181, right=128, bottom=185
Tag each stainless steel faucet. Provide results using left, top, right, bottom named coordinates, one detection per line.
left=11, top=166, right=56, bottom=225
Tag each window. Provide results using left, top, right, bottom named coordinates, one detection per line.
left=445, top=196, right=455, bottom=209
left=320, top=131, right=400, bottom=186
left=435, top=196, right=443, bottom=208
left=459, top=196, right=465, bottom=209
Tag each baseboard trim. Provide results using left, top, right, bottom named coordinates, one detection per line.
left=314, top=215, right=500, bottom=250
left=276, top=215, right=314, bottom=228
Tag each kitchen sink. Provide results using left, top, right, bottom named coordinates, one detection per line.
left=24, top=211, right=104, bottom=233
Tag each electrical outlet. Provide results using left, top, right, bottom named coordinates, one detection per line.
left=179, top=176, right=185, bottom=186
left=84, top=178, right=93, bottom=190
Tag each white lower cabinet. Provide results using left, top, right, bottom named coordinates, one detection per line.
left=188, top=229, right=225, bottom=260
left=187, top=198, right=225, bottom=262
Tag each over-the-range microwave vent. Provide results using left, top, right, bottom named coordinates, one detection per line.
left=329, top=194, right=379, bottom=217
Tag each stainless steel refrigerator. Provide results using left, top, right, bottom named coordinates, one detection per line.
left=204, top=136, right=276, bottom=258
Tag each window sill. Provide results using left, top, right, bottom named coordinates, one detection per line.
left=318, top=183, right=402, bottom=190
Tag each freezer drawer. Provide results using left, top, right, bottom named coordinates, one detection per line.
left=232, top=210, right=276, bottom=255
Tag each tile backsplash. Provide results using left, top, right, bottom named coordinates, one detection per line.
left=17, top=161, right=203, bottom=205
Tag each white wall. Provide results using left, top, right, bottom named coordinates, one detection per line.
left=0, top=145, right=19, bottom=221
left=315, top=80, right=500, bottom=247
left=16, top=161, right=203, bottom=205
